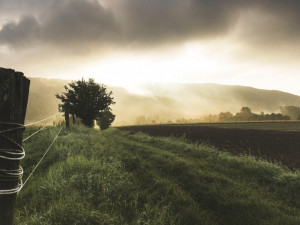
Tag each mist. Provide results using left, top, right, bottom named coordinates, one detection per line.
left=1, top=0, right=300, bottom=93
left=25, top=78, right=300, bottom=126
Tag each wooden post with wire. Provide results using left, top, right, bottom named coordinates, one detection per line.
left=0, top=68, right=30, bottom=225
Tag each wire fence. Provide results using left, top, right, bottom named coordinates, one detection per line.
left=0, top=112, right=64, bottom=195
left=20, top=125, right=64, bottom=192
left=22, top=114, right=62, bottom=142
left=24, top=112, right=61, bottom=127
left=0, top=112, right=62, bottom=135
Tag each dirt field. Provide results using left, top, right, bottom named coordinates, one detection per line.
left=118, top=124, right=300, bottom=170
left=179, top=121, right=300, bottom=131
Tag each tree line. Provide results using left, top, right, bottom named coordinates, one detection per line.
left=218, top=107, right=290, bottom=122
left=135, top=106, right=300, bottom=125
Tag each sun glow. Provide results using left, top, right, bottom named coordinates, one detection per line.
left=13, top=40, right=300, bottom=96
left=78, top=41, right=242, bottom=93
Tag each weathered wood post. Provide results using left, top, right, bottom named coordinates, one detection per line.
left=0, top=68, right=30, bottom=225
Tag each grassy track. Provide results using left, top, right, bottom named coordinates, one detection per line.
left=16, top=126, right=300, bottom=225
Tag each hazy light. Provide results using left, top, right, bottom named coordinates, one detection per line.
left=77, top=42, right=242, bottom=93
left=72, top=41, right=300, bottom=96
left=2, top=39, right=299, bottom=96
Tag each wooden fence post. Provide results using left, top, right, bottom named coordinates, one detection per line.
left=0, top=68, right=30, bottom=225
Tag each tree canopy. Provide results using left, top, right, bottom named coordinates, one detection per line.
left=56, top=79, right=115, bottom=128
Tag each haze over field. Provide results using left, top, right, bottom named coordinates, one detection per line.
left=1, top=0, right=300, bottom=96
left=26, top=78, right=300, bottom=126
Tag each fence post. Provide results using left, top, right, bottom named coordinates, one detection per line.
left=0, top=68, right=30, bottom=225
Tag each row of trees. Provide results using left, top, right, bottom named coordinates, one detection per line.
left=218, top=107, right=290, bottom=122
left=56, top=79, right=115, bottom=130
left=134, top=106, right=299, bottom=125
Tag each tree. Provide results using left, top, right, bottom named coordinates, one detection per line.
left=235, top=107, right=253, bottom=121
left=240, top=107, right=252, bottom=115
left=56, top=79, right=115, bottom=127
left=96, top=109, right=115, bottom=130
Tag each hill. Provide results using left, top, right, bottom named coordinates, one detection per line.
left=139, top=83, right=300, bottom=115
left=25, top=78, right=300, bottom=125
left=16, top=126, right=300, bottom=225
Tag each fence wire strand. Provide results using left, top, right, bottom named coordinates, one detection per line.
left=0, top=112, right=62, bottom=135
left=24, top=112, right=61, bottom=127
left=0, top=112, right=64, bottom=196
left=20, top=125, right=64, bottom=192
left=22, top=125, right=48, bottom=142
left=22, top=115, right=62, bottom=142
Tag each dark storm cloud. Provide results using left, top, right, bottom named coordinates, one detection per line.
left=42, top=0, right=119, bottom=46
left=0, top=0, right=53, bottom=18
left=1, top=0, right=300, bottom=51
left=0, top=16, right=40, bottom=47
left=0, top=0, right=119, bottom=49
left=116, top=0, right=240, bottom=35
left=116, top=0, right=300, bottom=46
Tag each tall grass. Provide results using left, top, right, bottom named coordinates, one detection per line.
left=16, top=126, right=300, bottom=225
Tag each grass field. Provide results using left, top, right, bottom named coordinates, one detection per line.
left=16, top=125, right=300, bottom=225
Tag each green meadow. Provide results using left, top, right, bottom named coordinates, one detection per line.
left=16, top=125, right=300, bottom=225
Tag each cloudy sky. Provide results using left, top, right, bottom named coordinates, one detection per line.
left=1, top=0, right=300, bottom=95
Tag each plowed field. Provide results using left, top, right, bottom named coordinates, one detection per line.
left=119, top=125, right=300, bottom=170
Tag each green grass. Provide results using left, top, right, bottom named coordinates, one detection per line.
left=16, top=125, right=300, bottom=225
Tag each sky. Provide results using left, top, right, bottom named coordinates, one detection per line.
left=1, top=0, right=300, bottom=95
